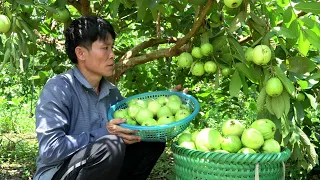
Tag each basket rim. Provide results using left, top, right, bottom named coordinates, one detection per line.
left=107, top=90, right=200, bottom=130
left=171, top=142, right=291, bottom=164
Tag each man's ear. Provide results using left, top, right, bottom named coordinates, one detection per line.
left=75, top=46, right=87, bottom=61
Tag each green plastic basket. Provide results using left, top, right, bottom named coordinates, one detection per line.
left=171, top=142, right=291, bottom=180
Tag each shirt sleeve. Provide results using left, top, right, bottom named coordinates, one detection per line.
left=36, top=78, right=99, bottom=165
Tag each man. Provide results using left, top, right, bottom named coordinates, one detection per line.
left=34, top=16, right=187, bottom=180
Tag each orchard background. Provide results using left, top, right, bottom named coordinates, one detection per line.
left=0, top=0, right=319, bottom=179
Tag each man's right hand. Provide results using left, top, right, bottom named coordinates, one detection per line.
left=106, top=118, right=141, bottom=144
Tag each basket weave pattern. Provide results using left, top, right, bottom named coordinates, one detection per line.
left=172, top=143, right=291, bottom=180
left=107, top=91, right=200, bottom=142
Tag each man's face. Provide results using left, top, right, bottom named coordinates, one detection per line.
left=83, top=34, right=115, bottom=77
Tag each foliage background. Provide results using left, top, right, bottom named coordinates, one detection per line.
left=0, top=0, right=320, bottom=179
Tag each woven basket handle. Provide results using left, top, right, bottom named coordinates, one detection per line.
left=255, top=161, right=286, bottom=180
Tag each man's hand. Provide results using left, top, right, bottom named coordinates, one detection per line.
left=172, top=84, right=188, bottom=93
left=106, top=118, right=141, bottom=144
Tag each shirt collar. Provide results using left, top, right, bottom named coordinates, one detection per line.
left=73, top=66, right=117, bottom=98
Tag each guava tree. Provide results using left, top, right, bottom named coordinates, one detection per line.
left=0, top=0, right=319, bottom=177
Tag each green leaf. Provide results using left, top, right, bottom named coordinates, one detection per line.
left=271, top=95, right=285, bottom=119
left=307, top=144, right=319, bottom=167
left=289, top=20, right=300, bottom=40
left=308, top=72, right=320, bottom=80
left=16, top=0, right=34, bottom=5
left=298, top=127, right=311, bottom=146
left=229, top=70, right=242, bottom=97
left=228, top=11, right=246, bottom=33
left=120, top=0, right=133, bottom=8
left=304, top=29, right=320, bottom=50
left=287, top=57, right=316, bottom=74
left=228, top=38, right=246, bottom=63
left=250, top=12, right=266, bottom=27
left=294, top=2, right=320, bottom=15
left=299, top=16, right=320, bottom=35
left=305, top=93, right=318, bottom=110
left=235, top=63, right=259, bottom=83
left=40, top=5, right=58, bottom=13
left=212, top=35, right=228, bottom=53
left=136, top=0, right=149, bottom=21
left=297, top=80, right=308, bottom=89
left=283, top=7, right=296, bottom=27
left=273, top=66, right=296, bottom=98
left=273, top=27, right=297, bottom=39
left=298, top=31, right=310, bottom=56
left=276, top=0, right=289, bottom=7
left=111, top=0, right=121, bottom=18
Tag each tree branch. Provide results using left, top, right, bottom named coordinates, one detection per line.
left=110, top=0, right=214, bottom=82
left=119, top=37, right=179, bottom=61
left=81, top=0, right=91, bottom=15
left=173, top=0, right=213, bottom=49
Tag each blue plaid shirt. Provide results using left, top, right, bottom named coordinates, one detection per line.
left=34, top=67, right=123, bottom=180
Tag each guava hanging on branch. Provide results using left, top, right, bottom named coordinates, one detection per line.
left=111, top=0, right=214, bottom=82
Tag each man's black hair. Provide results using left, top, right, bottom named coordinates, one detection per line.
left=64, top=16, right=116, bottom=63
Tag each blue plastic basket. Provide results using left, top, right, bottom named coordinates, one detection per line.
left=107, top=91, right=200, bottom=142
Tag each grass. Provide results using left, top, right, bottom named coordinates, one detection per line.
left=0, top=132, right=174, bottom=180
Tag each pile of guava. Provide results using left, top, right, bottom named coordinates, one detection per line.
left=113, top=95, right=192, bottom=126
left=177, top=119, right=281, bottom=154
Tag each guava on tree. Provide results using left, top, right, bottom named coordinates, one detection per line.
left=262, top=139, right=281, bottom=153
left=266, top=77, right=283, bottom=97
left=237, top=147, right=256, bottom=154
left=245, top=47, right=254, bottom=62
left=221, top=135, right=242, bottom=153
left=296, top=93, right=305, bottom=101
left=195, top=128, right=222, bottom=151
left=200, top=43, right=213, bottom=56
left=252, top=45, right=272, bottom=65
left=178, top=132, right=193, bottom=145
left=241, top=128, right=264, bottom=150
left=223, top=0, right=243, bottom=8
left=222, top=68, right=231, bottom=77
left=191, top=62, right=205, bottom=76
left=0, top=15, right=11, bottom=33
left=204, top=61, right=217, bottom=73
left=177, top=52, right=193, bottom=68
left=250, top=119, right=276, bottom=140
left=221, top=119, right=244, bottom=137
left=53, top=8, right=70, bottom=23
left=191, top=47, right=203, bottom=59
